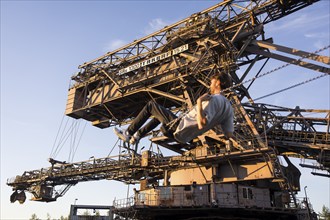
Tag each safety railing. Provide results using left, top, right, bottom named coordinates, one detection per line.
left=113, top=188, right=299, bottom=210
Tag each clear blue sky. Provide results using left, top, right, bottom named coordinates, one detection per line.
left=1, top=1, right=329, bottom=219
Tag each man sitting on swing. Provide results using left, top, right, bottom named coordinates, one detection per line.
left=114, top=72, right=234, bottom=145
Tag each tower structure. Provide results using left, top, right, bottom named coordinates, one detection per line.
left=7, top=1, right=329, bottom=219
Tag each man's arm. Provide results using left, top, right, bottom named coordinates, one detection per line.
left=197, top=93, right=211, bottom=129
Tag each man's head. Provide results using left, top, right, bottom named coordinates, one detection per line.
left=210, top=72, right=232, bottom=94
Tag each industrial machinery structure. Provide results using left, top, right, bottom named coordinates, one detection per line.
left=7, top=0, right=330, bottom=219
left=69, top=205, right=113, bottom=220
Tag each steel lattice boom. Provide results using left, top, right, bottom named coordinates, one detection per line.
left=7, top=2, right=329, bottom=218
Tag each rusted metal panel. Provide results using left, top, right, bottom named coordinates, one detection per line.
left=237, top=185, right=271, bottom=208
left=217, top=161, right=274, bottom=182
left=170, top=166, right=213, bottom=185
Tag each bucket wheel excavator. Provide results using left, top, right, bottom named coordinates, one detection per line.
left=7, top=1, right=329, bottom=219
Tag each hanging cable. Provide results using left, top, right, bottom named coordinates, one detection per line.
left=50, top=113, right=66, bottom=158
left=50, top=118, right=66, bottom=158
left=50, top=118, right=87, bottom=160
left=68, top=120, right=80, bottom=162
left=222, top=45, right=330, bottom=94
left=252, top=73, right=329, bottom=102
left=50, top=115, right=70, bottom=158
left=52, top=118, right=75, bottom=158
left=108, top=138, right=120, bottom=157
left=52, top=120, right=77, bottom=159
left=69, top=121, right=87, bottom=162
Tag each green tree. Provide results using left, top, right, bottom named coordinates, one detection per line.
left=95, top=210, right=100, bottom=216
left=29, top=213, right=40, bottom=220
left=59, top=215, right=69, bottom=220
left=83, top=210, right=91, bottom=216
left=319, top=205, right=330, bottom=220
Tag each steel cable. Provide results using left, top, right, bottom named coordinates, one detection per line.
left=252, top=73, right=329, bottom=102
left=223, top=45, right=330, bottom=94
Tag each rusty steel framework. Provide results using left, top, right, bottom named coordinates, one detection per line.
left=7, top=0, right=330, bottom=219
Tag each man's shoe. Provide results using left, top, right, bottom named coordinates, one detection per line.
left=114, top=127, right=131, bottom=142
left=129, top=132, right=140, bottom=145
